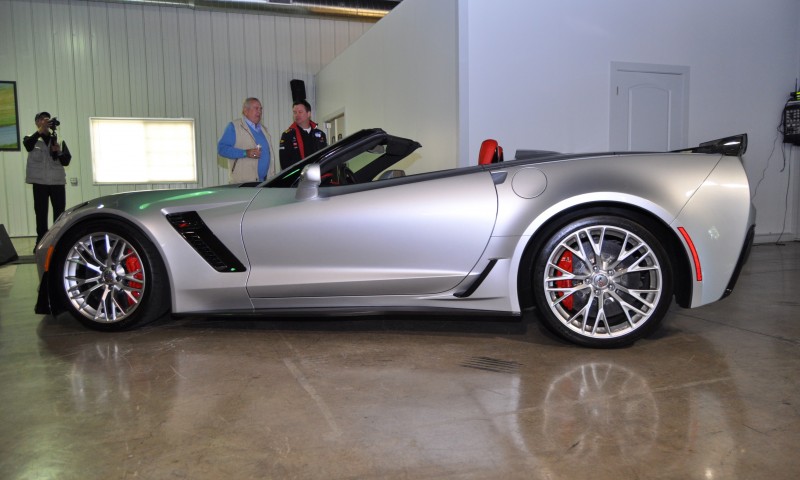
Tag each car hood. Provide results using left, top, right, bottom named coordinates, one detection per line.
left=67, top=184, right=260, bottom=215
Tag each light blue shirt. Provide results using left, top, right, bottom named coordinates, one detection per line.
left=217, top=118, right=272, bottom=181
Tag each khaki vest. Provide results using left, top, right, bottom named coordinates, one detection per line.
left=223, top=119, right=278, bottom=184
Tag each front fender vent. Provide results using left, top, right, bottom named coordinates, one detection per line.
left=166, top=212, right=246, bottom=273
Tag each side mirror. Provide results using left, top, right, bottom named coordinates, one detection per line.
left=296, top=164, right=321, bottom=200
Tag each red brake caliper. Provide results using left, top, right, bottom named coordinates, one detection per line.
left=124, top=251, right=143, bottom=306
left=555, top=251, right=574, bottom=310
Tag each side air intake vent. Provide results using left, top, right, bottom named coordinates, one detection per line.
left=166, top=212, right=246, bottom=273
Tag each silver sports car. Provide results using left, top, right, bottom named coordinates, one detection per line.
left=34, top=128, right=755, bottom=347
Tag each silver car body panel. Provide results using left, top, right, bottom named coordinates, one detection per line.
left=669, top=155, right=753, bottom=306
left=243, top=172, right=498, bottom=298
left=39, top=187, right=260, bottom=313
left=35, top=132, right=754, bottom=320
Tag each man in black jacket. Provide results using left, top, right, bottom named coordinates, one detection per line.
left=279, top=100, right=327, bottom=169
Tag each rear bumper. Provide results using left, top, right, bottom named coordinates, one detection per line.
left=722, top=224, right=755, bottom=298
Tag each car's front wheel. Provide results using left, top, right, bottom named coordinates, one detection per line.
left=531, top=215, right=673, bottom=348
left=52, top=220, right=170, bottom=331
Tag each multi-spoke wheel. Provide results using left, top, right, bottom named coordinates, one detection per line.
left=531, top=215, right=673, bottom=347
left=54, top=220, right=169, bottom=331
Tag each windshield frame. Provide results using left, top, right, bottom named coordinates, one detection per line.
left=264, top=128, right=421, bottom=188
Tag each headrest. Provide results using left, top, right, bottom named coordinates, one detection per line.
left=479, top=139, right=499, bottom=165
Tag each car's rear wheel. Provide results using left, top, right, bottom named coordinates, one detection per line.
left=531, top=215, right=673, bottom=348
left=53, top=220, right=170, bottom=331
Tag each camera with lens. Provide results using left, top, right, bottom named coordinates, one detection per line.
left=45, top=117, right=68, bottom=163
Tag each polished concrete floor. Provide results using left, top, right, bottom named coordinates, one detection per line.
left=1, top=238, right=799, bottom=479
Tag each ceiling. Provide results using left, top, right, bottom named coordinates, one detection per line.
left=85, top=0, right=403, bottom=21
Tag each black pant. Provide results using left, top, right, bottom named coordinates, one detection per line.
left=32, top=183, right=66, bottom=244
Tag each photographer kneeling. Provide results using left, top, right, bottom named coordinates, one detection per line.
left=24, top=112, right=71, bottom=249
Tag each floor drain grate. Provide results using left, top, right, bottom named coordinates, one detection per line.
left=461, top=356, right=521, bottom=374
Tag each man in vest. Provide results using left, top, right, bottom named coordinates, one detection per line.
left=24, top=112, right=71, bottom=247
left=279, top=100, right=328, bottom=169
left=217, top=97, right=279, bottom=183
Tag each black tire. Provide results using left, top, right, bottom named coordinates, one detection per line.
left=52, top=219, right=170, bottom=331
left=530, top=215, right=673, bottom=348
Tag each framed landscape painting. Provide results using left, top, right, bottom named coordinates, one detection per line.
left=0, top=81, right=21, bottom=151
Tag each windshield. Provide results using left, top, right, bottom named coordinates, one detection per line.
left=265, top=129, right=421, bottom=188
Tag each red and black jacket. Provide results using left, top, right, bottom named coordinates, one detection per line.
left=279, top=122, right=328, bottom=169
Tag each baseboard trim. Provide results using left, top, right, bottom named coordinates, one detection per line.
left=754, top=233, right=799, bottom=244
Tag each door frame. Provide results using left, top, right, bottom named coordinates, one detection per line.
left=609, top=61, right=690, bottom=151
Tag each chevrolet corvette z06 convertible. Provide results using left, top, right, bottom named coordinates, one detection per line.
left=34, top=128, right=755, bottom=347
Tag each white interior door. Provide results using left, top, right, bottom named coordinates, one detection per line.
left=610, top=62, right=689, bottom=151
left=326, top=114, right=346, bottom=144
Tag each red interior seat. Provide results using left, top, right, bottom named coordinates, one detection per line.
left=479, top=139, right=503, bottom=165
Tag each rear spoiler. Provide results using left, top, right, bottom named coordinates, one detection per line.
left=671, top=133, right=747, bottom=156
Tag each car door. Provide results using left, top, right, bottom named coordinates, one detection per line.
left=242, top=171, right=498, bottom=298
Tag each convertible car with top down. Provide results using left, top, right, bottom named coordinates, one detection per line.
left=34, top=128, right=755, bottom=347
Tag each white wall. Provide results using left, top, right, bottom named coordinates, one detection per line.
left=7, top=0, right=796, bottom=241
left=0, top=0, right=371, bottom=238
left=315, top=0, right=459, bottom=174
left=793, top=13, right=800, bottom=242
left=316, top=0, right=799, bottom=239
left=464, top=0, right=800, bottom=241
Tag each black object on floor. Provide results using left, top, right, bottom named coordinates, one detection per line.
left=0, top=224, right=19, bottom=266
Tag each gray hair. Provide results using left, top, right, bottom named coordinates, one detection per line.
left=242, top=97, right=261, bottom=110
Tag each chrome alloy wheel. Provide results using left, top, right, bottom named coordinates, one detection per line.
left=62, top=232, right=146, bottom=324
left=543, top=225, right=663, bottom=339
